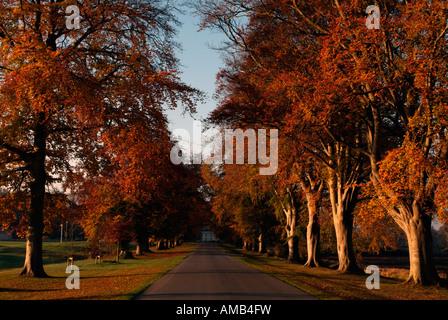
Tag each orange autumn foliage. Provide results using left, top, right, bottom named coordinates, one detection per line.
left=199, top=0, right=448, bottom=282
left=0, top=0, right=202, bottom=276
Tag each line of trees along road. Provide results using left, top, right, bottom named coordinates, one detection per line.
left=0, top=0, right=447, bottom=288
left=197, top=0, right=448, bottom=285
left=0, top=0, right=206, bottom=277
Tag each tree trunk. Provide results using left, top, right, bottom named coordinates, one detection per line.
left=157, top=239, right=166, bottom=250
left=402, top=206, right=440, bottom=285
left=274, top=187, right=300, bottom=262
left=20, top=116, right=48, bottom=277
left=116, top=241, right=120, bottom=262
left=258, top=233, right=266, bottom=253
left=135, top=230, right=151, bottom=256
left=20, top=225, right=46, bottom=277
left=370, top=162, right=440, bottom=284
left=304, top=197, right=320, bottom=267
left=286, top=229, right=299, bottom=262
left=136, top=235, right=151, bottom=256
left=328, top=173, right=360, bottom=274
left=333, top=210, right=359, bottom=273
left=285, top=206, right=299, bottom=262
left=298, top=172, right=322, bottom=267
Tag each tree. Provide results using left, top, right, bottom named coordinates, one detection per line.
left=284, top=90, right=367, bottom=273
left=354, top=183, right=403, bottom=254
left=198, top=0, right=366, bottom=272
left=302, top=0, right=448, bottom=284
left=202, top=160, right=279, bottom=250
left=202, top=0, right=448, bottom=284
left=0, top=189, right=81, bottom=241
left=272, top=185, right=302, bottom=262
left=0, top=0, right=201, bottom=277
left=295, top=162, right=323, bottom=267
left=150, top=162, right=209, bottom=248
left=79, top=142, right=209, bottom=256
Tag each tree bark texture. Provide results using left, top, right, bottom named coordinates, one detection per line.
left=20, top=115, right=48, bottom=277
left=304, top=197, right=320, bottom=267
left=327, top=173, right=360, bottom=273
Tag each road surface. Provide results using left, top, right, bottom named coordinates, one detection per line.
left=136, top=242, right=317, bottom=300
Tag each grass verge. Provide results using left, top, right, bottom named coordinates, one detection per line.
left=0, top=240, right=89, bottom=270
left=219, top=244, right=448, bottom=300
left=0, top=242, right=198, bottom=300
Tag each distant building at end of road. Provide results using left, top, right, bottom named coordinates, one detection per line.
left=201, top=226, right=218, bottom=242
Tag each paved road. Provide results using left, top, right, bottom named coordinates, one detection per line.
left=136, top=242, right=317, bottom=300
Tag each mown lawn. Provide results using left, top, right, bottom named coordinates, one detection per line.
left=220, top=244, right=448, bottom=300
left=0, top=241, right=198, bottom=300
left=0, top=240, right=89, bottom=270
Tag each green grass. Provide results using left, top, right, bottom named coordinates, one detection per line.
left=220, top=244, right=448, bottom=300
left=0, top=240, right=90, bottom=270
left=0, top=241, right=198, bottom=300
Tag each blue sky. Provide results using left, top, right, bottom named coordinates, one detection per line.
left=166, top=6, right=226, bottom=134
